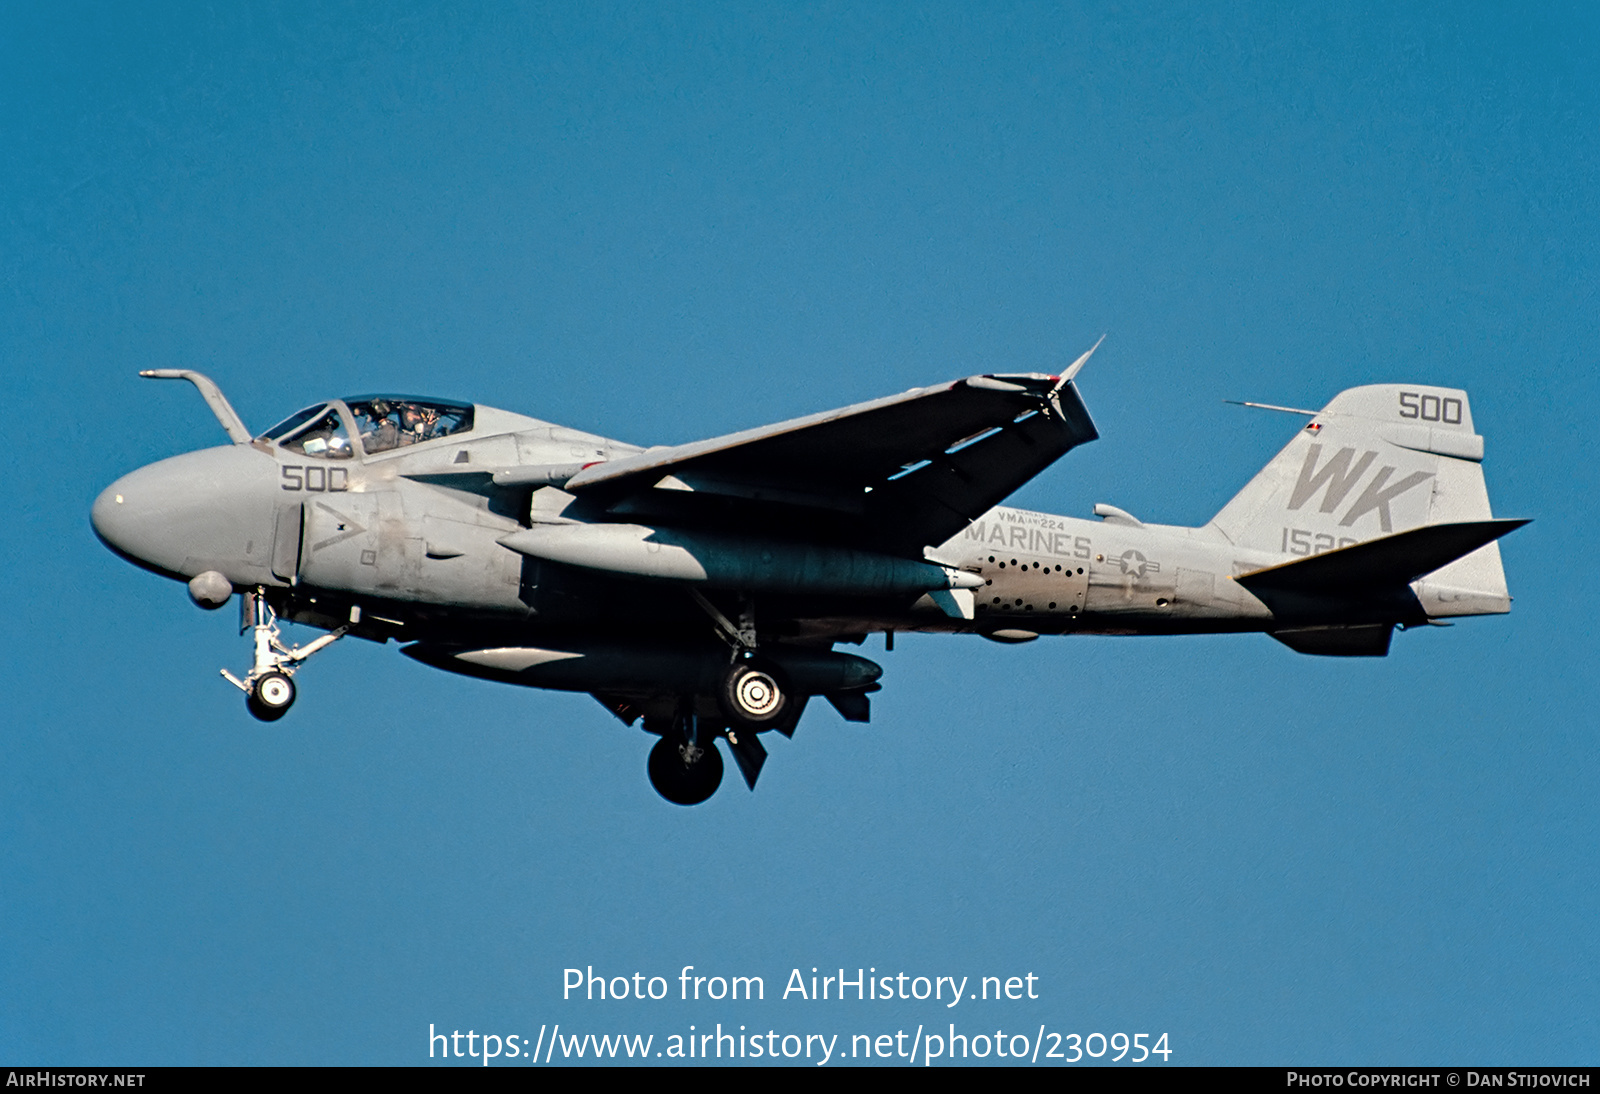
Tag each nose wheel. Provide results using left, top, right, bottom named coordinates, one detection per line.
left=220, top=589, right=344, bottom=722
left=246, top=671, right=297, bottom=721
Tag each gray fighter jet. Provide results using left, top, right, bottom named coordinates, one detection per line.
left=92, top=349, right=1525, bottom=804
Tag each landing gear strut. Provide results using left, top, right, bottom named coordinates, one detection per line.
left=645, top=713, right=725, bottom=806
left=687, top=590, right=795, bottom=733
left=221, top=589, right=344, bottom=722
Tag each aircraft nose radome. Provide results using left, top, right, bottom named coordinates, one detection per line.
left=90, top=446, right=278, bottom=580
left=91, top=468, right=174, bottom=573
left=91, top=477, right=137, bottom=557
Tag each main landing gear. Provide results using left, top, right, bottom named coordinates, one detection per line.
left=642, top=659, right=805, bottom=806
left=719, top=656, right=791, bottom=731
left=220, top=589, right=344, bottom=722
left=646, top=714, right=726, bottom=806
left=639, top=592, right=809, bottom=805
left=690, top=588, right=801, bottom=734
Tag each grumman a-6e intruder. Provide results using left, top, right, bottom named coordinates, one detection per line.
left=93, top=347, right=1525, bottom=804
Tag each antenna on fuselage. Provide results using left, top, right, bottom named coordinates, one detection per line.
left=1223, top=399, right=1317, bottom=416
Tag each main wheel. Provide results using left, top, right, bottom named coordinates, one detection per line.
left=717, top=659, right=790, bottom=731
left=247, top=671, right=296, bottom=722
left=647, top=732, right=724, bottom=806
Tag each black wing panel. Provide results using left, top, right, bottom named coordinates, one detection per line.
left=863, top=387, right=1098, bottom=553
left=564, top=375, right=1097, bottom=552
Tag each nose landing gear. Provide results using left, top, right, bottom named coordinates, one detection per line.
left=220, top=589, right=345, bottom=722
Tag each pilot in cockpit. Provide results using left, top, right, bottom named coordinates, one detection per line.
left=289, top=409, right=352, bottom=459
left=361, top=399, right=400, bottom=452
left=401, top=404, right=439, bottom=444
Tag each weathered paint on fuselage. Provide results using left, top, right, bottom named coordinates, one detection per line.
left=90, top=374, right=1520, bottom=806
left=95, top=406, right=638, bottom=637
left=91, top=409, right=1412, bottom=649
left=923, top=505, right=1277, bottom=635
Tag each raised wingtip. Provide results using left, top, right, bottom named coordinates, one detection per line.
left=1061, top=333, right=1106, bottom=383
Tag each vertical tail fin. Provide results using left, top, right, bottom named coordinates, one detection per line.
left=1208, top=384, right=1512, bottom=616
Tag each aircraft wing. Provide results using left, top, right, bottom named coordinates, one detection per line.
left=563, top=374, right=1097, bottom=554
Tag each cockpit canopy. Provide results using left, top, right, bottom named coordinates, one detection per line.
left=259, top=397, right=475, bottom=458
left=346, top=397, right=474, bottom=453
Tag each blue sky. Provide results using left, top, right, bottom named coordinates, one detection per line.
left=2, top=3, right=1595, bottom=1065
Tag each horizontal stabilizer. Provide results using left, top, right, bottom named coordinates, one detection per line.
left=1237, top=519, right=1529, bottom=595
